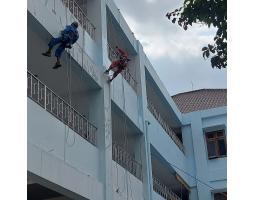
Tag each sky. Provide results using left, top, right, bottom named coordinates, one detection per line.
left=113, top=0, right=227, bottom=95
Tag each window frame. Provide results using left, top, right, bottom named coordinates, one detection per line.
left=205, top=129, right=227, bottom=159
left=214, top=192, right=227, bottom=200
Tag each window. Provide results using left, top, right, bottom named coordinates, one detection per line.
left=205, top=129, right=227, bottom=159
left=214, top=192, right=227, bottom=200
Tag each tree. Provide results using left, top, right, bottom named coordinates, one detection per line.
left=166, top=0, right=227, bottom=69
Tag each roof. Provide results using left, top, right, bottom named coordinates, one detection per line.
left=172, top=89, right=227, bottom=113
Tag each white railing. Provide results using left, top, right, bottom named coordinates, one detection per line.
left=27, top=71, right=97, bottom=146
left=112, top=143, right=142, bottom=180
left=61, top=0, right=96, bottom=39
left=147, top=100, right=184, bottom=152
left=107, top=44, right=137, bottom=92
left=153, top=177, right=182, bottom=200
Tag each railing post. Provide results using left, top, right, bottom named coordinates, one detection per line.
left=72, top=0, right=75, bottom=17
left=30, top=73, right=32, bottom=98
left=44, top=85, right=47, bottom=109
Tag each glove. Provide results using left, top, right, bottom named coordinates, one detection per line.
left=66, top=44, right=72, bottom=49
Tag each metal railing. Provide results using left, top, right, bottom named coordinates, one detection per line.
left=112, top=143, right=142, bottom=181
left=107, top=44, right=137, bottom=92
left=27, top=71, right=97, bottom=146
left=61, top=0, right=96, bottom=39
left=107, top=44, right=119, bottom=62
left=153, top=177, right=182, bottom=200
left=147, top=100, right=184, bottom=152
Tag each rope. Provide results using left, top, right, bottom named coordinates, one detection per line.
left=121, top=73, right=136, bottom=200
left=108, top=10, right=137, bottom=199
left=63, top=3, right=68, bottom=162
left=108, top=13, right=125, bottom=196
left=180, top=181, right=183, bottom=199
left=80, top=23, right=85, bottom=80
left=63, top=5, right=76, bottom=164
left=65, top=48, right=76, bottom=147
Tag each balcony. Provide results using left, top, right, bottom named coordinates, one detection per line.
left=61, top=0, right=96, bottom=39
left=147, top=99, right=184, bottom=152
left=27, top=71, right=97, bottom=146
left=153, top=177, right=182, bottom=200
left=112, top=143, right=142, bottom=180
left=107, top=44, right=137, bottom=92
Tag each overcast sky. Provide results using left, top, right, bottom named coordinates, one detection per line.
left=113, top=0, right=227, bottom=95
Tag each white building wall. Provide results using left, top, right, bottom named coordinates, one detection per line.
left=183, top=107, right=227, bottom=200
left=27, top=1, right=227, bottom=200
left=112, top=161, right=143, bottom=200
left=28, top=98, right=103, bottom=200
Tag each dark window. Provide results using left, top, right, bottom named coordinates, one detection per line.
left=205, top=129, right=227, bottom=159
left=214, top=192, right=227, bottom=200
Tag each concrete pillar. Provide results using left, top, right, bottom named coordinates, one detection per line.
left=136, top=42, right=153, bottom=200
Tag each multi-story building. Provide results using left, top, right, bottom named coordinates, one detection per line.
left=27, top=0, right=227, bottom=200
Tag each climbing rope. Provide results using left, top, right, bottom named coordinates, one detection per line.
left=63, top=6, right=77, bottom=163
left=121, top=73, right=133, bottom=200
left=65, top=48, right=76, bottom=147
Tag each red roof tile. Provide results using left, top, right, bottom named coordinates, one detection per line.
left=172, top=89, right=227, bottom=113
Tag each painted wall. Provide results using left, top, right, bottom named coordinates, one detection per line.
left=111, top=74, right=143, bottom=131
left=147, top=110, right=192, bottom=186
left=182, top=107, right=227, bottom=200
left=27, top=98, right=103, bottom=200
left=112, top=161, right=143, bottom=200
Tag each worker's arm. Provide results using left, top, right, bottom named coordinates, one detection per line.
left=71, top=32, right=79, bottom=44
left=116, top=46, right=128, bottom=57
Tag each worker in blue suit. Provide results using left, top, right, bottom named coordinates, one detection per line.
left=42, top=21, right=79, bottom=69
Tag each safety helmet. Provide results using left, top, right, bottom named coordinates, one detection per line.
left=71, top=21, right=79, bottom=28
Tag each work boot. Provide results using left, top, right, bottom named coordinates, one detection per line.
left=42, top=49, right=52, bottom=57
left=53, top=60, right=62, bottom=69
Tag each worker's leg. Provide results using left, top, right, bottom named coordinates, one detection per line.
left=104, top=60, right=120, bottom=74
left=42, top=37, right=62, bottom=57
left=48, top=37, right=62, bottom=50
left=52, top=43, right=66, bottom=69
left=108, top=69, right=122, bottom=82
left=55, top=43, right=66, bottom=59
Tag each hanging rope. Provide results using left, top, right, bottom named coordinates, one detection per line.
left=65, top=48, right=76, bottom=147
left=121, top=72, right=132, bottom=200
left=180, top=181, right=183, bottom=200
left=63, top=6, right=76, bottom=163
left=63, top=3, right=68, bottom=162
left=107, top=11, right=139, bottom=199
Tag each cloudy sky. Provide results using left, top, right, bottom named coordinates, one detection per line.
left=113, top=0, right=227, bottom=95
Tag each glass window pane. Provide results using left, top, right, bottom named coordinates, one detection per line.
left=214, top=192, right=227, bottom=200
left=217, top=130, right=224, bottom=137
left=207, top=141, right=217, bottom=158
left=206, top=132, right=215, bottom=139
left=218, top=139, right=227, bottom=156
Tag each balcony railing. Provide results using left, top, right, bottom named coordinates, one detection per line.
left=27, top=71, right=97, bottom=146
left=112, top=142, right=142, bottom=181
left=147, top=100, right=184, bottom=152
left=61, top=0, right=96, bottom=39
left=107, top=44, right=137, bottom=92
left=153, top=177, right=182, bottom=200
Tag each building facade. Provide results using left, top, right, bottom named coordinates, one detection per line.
left=27, top=0, right=227, bottom=200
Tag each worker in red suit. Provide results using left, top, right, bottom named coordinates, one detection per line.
left=104, top=46, right=131, bottom=82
